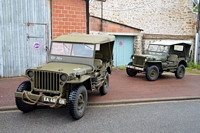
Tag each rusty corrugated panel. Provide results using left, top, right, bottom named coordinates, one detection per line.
left=0, top=0, right=51, bottom=77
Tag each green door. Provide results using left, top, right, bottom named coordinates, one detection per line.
left=114, top=36, right=134, bottom=66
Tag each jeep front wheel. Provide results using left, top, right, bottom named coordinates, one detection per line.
left=146, top=65, right=159, bottom=81
left=126, top=62, right=137, bottom=76
left=15, top=80, right=36, bottom=113
left=69, top=85, right=88, bottom=120
left=175, top=64, right=185, bottom=79
left=99, top=73, right=109, bottom=95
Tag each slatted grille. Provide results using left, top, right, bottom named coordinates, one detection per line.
left=134, top=56, right=146, bottom=66
left=33, top=71, right=60, bottom=93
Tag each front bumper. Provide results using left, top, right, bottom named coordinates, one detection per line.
left=126, top=65, right=144, bottom=71
left=15, top=91, right=67, bottom=106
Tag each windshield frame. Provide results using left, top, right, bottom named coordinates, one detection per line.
left=50, top=42, right=95, bottom=58
left=145, top=44, right=170, bottom=55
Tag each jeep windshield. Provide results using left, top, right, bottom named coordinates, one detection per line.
left=50, top=42, right=95, bottom=58
left=146, top=44, right=169, bottom=55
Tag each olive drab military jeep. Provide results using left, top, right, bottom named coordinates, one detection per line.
left=14, top=34, right=115, bottom=120
left=126, top=40, right=192, bottom=81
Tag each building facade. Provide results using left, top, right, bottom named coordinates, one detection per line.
left=0, top=0, right=198, bottom=77
left=90, top=16, right=142, bottom=66
left=0, top=0, right=87, bottom=77
left=90, top=0, right=196, bottom=35
left=89, top=0, right=198, bottom=60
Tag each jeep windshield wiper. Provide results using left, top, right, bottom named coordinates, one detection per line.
left=84, top=44, right=92, bottom=50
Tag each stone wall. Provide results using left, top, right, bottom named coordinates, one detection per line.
left=90, top=0, right=199, bottom=62
left=89, top=0, right=196, bottom=35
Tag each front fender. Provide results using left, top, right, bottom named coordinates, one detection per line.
left=145, top=62, right=163, bottom=70
left=66, top=75, right=91, bottom=84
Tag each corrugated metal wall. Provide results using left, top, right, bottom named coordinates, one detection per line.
left=0, top=0, right=51, bottom=77
left=114, top=36, right=134, bottom=66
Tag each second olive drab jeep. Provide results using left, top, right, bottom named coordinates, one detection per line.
left=126, top=40, right=192, bottom=81
left=14, top=34, right=115, bottom=120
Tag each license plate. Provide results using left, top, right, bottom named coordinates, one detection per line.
left=43, top=96, right=66, bottom=105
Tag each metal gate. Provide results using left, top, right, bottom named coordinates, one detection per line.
left=113, top=36, right=134, bottom=66
left=0, top=0, right=50, bottom=77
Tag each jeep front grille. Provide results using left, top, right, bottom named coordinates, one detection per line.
left=33, top=71, right=60, bottom=94
left=134, top=56, right=145, bottom=66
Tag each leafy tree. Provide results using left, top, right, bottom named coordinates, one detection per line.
left=193, top=4, right=199, bottom=13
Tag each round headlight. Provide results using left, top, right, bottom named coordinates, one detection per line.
left=60, top=74, right=67, bottom=81
left=27, top=71, right=33, bottom=77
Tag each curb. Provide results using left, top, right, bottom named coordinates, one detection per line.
left=87, top=96, right=200, bottom=106
left=1, top=96, right=200, bottom=111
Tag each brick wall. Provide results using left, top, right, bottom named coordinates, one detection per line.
left=52, top=0, right=86, bottom=39
left=90, top=16, right=141, bottom=34
left=89, top=0, right=196, bottom=35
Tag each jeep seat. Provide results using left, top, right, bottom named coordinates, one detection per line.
left=94, top=59, right=103, bottom=69
left=168, top=54, right=178, bottom=61
left=167, top=54, right=178, bottom=66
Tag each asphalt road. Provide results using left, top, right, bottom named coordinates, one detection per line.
left=0, top=100, right=200, bottom=133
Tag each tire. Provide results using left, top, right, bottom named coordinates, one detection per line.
left=175, top=64, right=185, bottom=79
left=15, top=80, right=36, bottom=113
left=99, top=73, right=109, bottom=95
left=126, top=62, right=137, bottom=76
left=69, top=85, right=88, bottom=120
left=146, top=65, right=159, bottom=81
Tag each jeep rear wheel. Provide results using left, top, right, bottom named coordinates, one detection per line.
left=15, top=80, right=36, bottom=113
left=175, top=64, right=185, bottom=79
left=126, top=62, right=137, bottom=76
left=69, top=85, right=88, bottom=120
left=146, top=65, right=159, bottom=81
left=99, top=73, right=109, bottom=95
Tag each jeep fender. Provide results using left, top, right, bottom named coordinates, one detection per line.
left=178, top=60, right=187, bottom=67
left=66, top=75, right=92, bottom=90
left=145, top=62, right=163, bottom=71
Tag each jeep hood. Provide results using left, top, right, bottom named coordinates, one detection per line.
left=28, top=62, right=93, bottom=74
left=134, top=54, right=167, bottom=61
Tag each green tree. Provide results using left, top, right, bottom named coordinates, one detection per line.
left=193, top=4, right=199, bottom=13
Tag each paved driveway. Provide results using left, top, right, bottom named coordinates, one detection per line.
left=88, top=69, right=200, bottom=103
left=0, top=69, right=200, bottom=107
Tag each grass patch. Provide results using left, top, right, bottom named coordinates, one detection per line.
left=186, top=62, right=200, bottom=74
left=188, top=62, right=200, bottom=70
left=118, top=66, right=126, bottom=70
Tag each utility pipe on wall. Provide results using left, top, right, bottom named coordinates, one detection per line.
left=86, top=0, right=90, bottom=34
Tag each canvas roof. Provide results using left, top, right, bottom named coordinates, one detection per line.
left=151, top=40, right=192, bottom=46
left=52, top=34, right=115, bottom=44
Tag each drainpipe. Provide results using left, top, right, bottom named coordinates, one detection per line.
left=100, top=1, right=103, bottom=31
left=86, top=0, right=90, bottom=34
left=96, top=0, right=106, bottom=31
left=194, top=3, right=200, bottom=64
